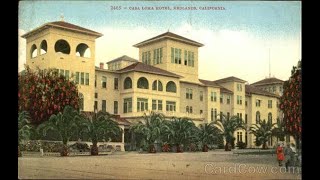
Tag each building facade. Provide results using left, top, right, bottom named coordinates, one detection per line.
left=22, top=21, right=283, bottom=148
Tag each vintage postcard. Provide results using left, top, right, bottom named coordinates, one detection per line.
left=18, top=1, right=301, bottom=179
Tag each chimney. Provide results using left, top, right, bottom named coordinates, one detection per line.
left=99, top=62, right=104, bottom=69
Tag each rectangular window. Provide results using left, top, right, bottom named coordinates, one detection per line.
left=94, top=101, right=98, bottom=111
left=166, top=101, right=176, bottom=112
left=102, top=76, right=107, bottom=88
left=184, top=50, right=187, bottom=65
left=190, top=106, right=193, bottom=114
left=186, top=88, right=193, bottom=99
left=102, top=100, right=106, bottom=112
left=200, top=110, right=203, bottom=114
left=211, top=108, right=214, bottom=121
left=65, top=70, right=69, bottom=80
left=188, top=51, right=191, bottom=66
left=214, top=108, right=217, bottom=120
left=256, top=99, right=261, bottom=107
left=268, top=100, right=272, bottom=108
left=272, top=86, right=276, bottom=93
left=158, top=100, right=163, bottom=111
left=227, top=95, right=231, bottom=104
left=211, top=92, right=214, bottom=102
left=200, top=91, right=203, bottom=101
left=137, top=98, right=148, bottom=112
left=75, top=72, right=79, bottom=84
left=186, top=106, right=189, bottom=113
left=152, top=100, right=157, bottom=110
left=191, top=52, right=194, bottom=67
left=60, top=69, right=64, bottom=77
left=237, top=95, right=242, bottom=105
left=80, top=72, right=84, bottom=85
left=85, top=73, right=89, bottom=85
left=220, top=94, right=223, bottom=103
left=114, top=78, right=118, bottom=90
left=95, top=93, right=98, bottom=99
left=153, top=48, right=163, bottom=64
left=245, top=100, right=248, bottom=106
left=95, top=75, right=97, bottom=87
left=123, top=98, right=132, bottom=113
left=213, top=92, right=217, bottom=102
left=227, top=112, right=230, bottom=120
left=142, top=51, right=151, bottom=65
left=172, top=48, right=182, bottom=64
left=114, top=101, right=118, bottom=114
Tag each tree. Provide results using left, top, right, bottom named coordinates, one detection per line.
left=213, top=115, right=246, bottom=151
left=18, top=66, right=80, bottom=125
left=164, top=117, right=197, bottom=153
left=37, top=106, right=81, bottom=156
left=18, top=111, right=32, bottom=157
left=249, top=119, right=276, bottom=149
left=279, top=61, right=302, bottom=148
left=198, top=123, right=219, bottom=152
left=131, top=112, right=167, bottom=153
left=272, top=118, right=286, bottom=142
left=78, top=111, right=121, bottom=155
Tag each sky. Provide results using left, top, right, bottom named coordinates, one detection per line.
left=18, top=1, right=301, bottom=84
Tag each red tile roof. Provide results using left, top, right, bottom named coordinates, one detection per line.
left=199, top=79, right=221, bottom=88
left=199, top=79, right=233, bottom=93
left=21, top=21, right=103, bottom=38
left=114, top=115, right=131, bottom=126
left=251, top=77, right=284, bottom=86
left=213, top=76, right=247, bottom=84
left=107, top=55, right=138, bottom=64
left=245, top=85, right=279, bottom=98
left=133, top=32, right=204, bottom=47
left=117, top=62, right=182, bottom=78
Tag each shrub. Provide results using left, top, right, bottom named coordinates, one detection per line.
left=236, top=141, right=247, bottom=149
left=162, top=143, right=170, bottom=152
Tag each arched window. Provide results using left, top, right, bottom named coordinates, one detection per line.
left=256, top=111, right=261, bottom=124
left=152, top=80, right=163, bottom=91
left=76, top=43, right=91, bottom=58
left=31, top=44, right=37, bottom=58
left=166, top=81, right=176, bottom=93
left=124, top=77, right=132, bottom=89
left=79, top=93, right=84, bottom=111
left=54, top=39, right=70, bottom=54
left=40, top=40, right=47, bottom=55
left=137, top=77, right=149, bottom=89
left=268, top=112, right=272, bottom=123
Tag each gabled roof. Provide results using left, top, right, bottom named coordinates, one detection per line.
left=133, top=32, right=204, bottom=47
left=21, top=21, right=103, bottom=38
left=107, top=55, right=139, bottom=64
left=251, top=77, right=284, bottom=86
left=245, top=85, right=279, bottom=98
left=117, top=62, right=182, bottom=78
left=220, top=87, right=233, bottom=94
left=213, top=76, right=247, bottom=84
left=199, top=79, right=220, bottom=88
left=199, top=79, right=233, bottom=94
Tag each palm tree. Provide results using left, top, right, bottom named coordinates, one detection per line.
left=37, top=106, right=80, bottom=156
left=78, top=111, right=121, bottom=155
left=131, top=112, right=167, bottom=153
left=198, top=123, right=219, bottom=152
left=213, top=115, right=246, bottom=151
left=18, top=111, right=32, bottom=157
left=164, top=117, right=197, bottom=153
left=272, top=118, right=286, bottom=142
left=249, top=119, right=276, bottom=149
